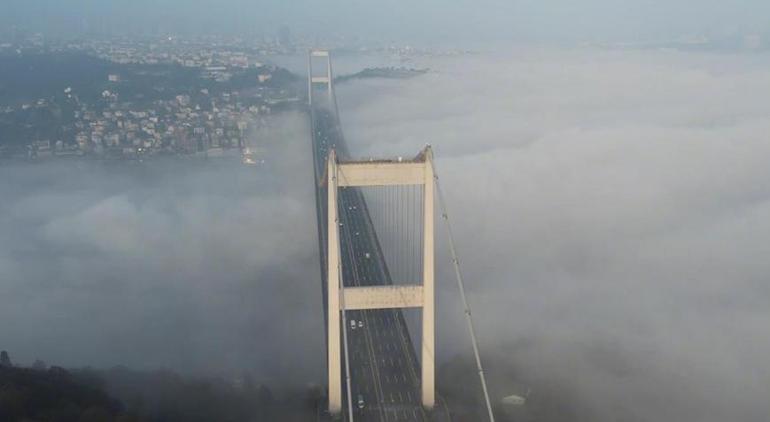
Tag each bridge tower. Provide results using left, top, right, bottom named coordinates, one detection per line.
left=307, top=49, right=334, bottom=107
left=326, top=148, right=436, bottom=414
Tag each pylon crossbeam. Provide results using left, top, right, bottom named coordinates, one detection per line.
left=338, top=162, right=426, bottom=187
left=343, top=285, right=423, bottom=310
left=311, top=76, right=331, bottom=84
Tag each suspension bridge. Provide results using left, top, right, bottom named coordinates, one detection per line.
left=308, top=49, right=494, bottom=422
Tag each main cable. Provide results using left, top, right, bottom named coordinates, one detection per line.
left=433, top=164, right=496, bottom=422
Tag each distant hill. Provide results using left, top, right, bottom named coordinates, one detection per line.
left=0, top=52, right=298, bottom=108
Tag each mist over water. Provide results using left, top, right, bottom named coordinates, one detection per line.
left=336, top=48, right=770, bottom=421
left=2, top=42, right=770, bottom=420
left=0, top=112, right=324, bottom=385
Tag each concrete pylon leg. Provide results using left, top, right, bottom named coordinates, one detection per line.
left=307, top=51, right=312, bottom=106
left=327, top=150, right=342, bottom=414
left=327, top=54, right=334, bottom=99
left=422, top=147, right=436, bottom=409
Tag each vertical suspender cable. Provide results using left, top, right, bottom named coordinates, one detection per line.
left=412, top=185, right=416, bottom=283
left=433, top=166, right=496, bottom=422
left=387, top=186, right=391, bottom=271
left=410, top=185, right=414, bottom=283
left=338, top=264, right=355, bottom=422
left=401, top=185, right=404, bottom=282
left=392, top=186, right=396, bottom=276
left=420, top=184, right=424, bottom=277
left=409, top=185, right=412, bottom=283
left=400, top=184, right=404, bottom=282
left=398, top=184, right=402, bottom=282
left=386, top=186, right=389, bottom=270
left=336, top=196, right=355, bottom=422
left=395, top=185, right=399, bottom=282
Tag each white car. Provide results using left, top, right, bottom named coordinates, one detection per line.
left=350, top=320, right=356, bottom=330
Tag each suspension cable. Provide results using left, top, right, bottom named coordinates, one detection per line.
left=433, top=165, right=496, bottom=422
left=336, top=195, right=355, bottom=422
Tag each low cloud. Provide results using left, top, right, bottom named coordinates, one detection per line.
left=0, top=112, right=324, bottom=385
left=336, top=48, right=770, bottom=421
left=2, top=47, right=769, bottom=419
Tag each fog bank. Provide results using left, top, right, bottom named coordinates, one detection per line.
left=0, top=112, right=324, bottom=385
left=337, top=48, right=770, bottom=421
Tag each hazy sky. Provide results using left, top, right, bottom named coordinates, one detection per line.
left=3, top=0, right=769, bottom=44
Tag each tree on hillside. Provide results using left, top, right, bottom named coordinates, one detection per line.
left=0, top=350, right=11, bottom=367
